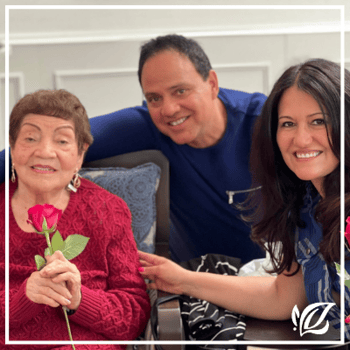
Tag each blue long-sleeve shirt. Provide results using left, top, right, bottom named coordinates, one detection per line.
left=1, top=88, right=267, bottom=263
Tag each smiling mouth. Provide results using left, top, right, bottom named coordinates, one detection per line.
left=32, top=166, right=56, bottom=172
left=169, top=117, right=188, bottom=126
left=295, top=151, right=321, bottom=159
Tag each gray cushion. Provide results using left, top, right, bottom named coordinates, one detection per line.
left=79, top=162, right=160, bottom=253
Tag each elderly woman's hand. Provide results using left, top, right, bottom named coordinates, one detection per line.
left=26, top=267, right=73, bottom=308
left=39, top=250, right=82, bottom=310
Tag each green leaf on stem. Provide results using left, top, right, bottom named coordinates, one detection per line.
left=35, top=255, right=46, bottom=270
left=51, top=230, right=65, bottom=252
left=34, top=228, right=44, bottom=235
left=335, top=262, right=350, bottom=282
left=42, top=217, right=48, bottom=232
left=61, top=234, right=89, bottom=261
left=335, top=262, right=341, bottom=274
left=47, top=225, right=57, bottom=234
left=44, top=247, right=50, bottom=257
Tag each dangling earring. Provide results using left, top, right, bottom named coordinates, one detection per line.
left=73, top=172, right=81, bottom=189
left=11, top=164, right=16, bottom=183
left=66, top=170, right=81, bottom=193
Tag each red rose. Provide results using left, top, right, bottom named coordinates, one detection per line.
left=27, top=204, right=62, bottom=233
left=346, top=216, right=350, bottom=247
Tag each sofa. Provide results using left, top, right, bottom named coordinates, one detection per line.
left=82, top=150, right=184, bottom=349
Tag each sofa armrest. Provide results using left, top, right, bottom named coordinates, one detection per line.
left=143, top=248, right=185, bottom=349
left=143, top=290, right=185, bottom=350
left=158, top=291, right=185, bottom=345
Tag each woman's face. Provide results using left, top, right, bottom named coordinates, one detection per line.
left=11, top=113, right=84, bottom=195
left=276, top=86, right=339, bottom=196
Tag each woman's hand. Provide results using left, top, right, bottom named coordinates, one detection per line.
left=138, top=250, right=192, bottom=295
left=39, top=251, right=82, bottom=310
left=26, top=268, right=72, bottom=308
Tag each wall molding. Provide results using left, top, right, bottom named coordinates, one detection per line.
left=54, top=67, right=138, bottom=90
left=213, top=62, right=270, bottom=95
left=0, top=72, right=25, bottom=150
left=0, top=72, right=25, bottom=101
left=54, top=63, right=270, bottom=95
left=3, top=21, right=349, bottom=47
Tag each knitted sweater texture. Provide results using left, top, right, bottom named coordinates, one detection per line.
left=0, top=178, right=150, bottom=349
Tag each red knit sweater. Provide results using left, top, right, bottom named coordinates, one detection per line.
left=0, top=178, right=151, bottom=349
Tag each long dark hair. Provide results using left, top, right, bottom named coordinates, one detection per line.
left=243, top=59, right=350, bottom=274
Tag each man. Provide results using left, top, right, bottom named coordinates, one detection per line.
left=86, top=34, right=267, bottom=263
left=3, top=34, right=267, bottom=263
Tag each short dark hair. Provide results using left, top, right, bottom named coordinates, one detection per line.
left=244, top=59, right=350, bottom=272
left=138, top=34, right=212, bottom=85
left=10, top=89, right=93, bottom=154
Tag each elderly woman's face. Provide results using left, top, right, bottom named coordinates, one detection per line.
left=11, top=113, right=84, bottom=195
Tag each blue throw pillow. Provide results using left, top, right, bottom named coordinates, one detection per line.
left=79, top=163, right=160, bottom=253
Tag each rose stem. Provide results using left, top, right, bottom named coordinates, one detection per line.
left=63, top=307, right=76, bottom=350
left=44, top=232, right=53, bottom=255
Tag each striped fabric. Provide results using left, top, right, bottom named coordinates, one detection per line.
left=180, top=254, right=246, bottom=346
left=295, top=184, right=350, bottom=340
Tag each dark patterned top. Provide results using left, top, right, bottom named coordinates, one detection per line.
left=295, top=184, right=350, bottom=340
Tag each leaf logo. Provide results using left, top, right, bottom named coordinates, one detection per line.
left=291, top=303, right=336, bottom=337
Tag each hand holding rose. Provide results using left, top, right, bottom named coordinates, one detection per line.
left=26, top=251, right=82, bottom=310
left=26, top=265, right=71, bottom=308
left=41, top=251, right=82, bottom=310
left=26, top=203, right=89, bottom=347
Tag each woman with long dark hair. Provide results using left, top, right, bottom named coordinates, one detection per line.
left=138, top=59, right=350, bottom=339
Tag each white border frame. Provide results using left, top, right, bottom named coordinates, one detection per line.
left=4, top=22, right=346, bottom=47
left=4, top=4, right=345, bottom=347
left=0, top=72, right=25, bottom=101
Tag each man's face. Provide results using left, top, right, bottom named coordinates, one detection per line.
left=141, top=50, right=222, bottom=148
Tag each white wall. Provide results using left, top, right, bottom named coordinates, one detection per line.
left=1, top=4, right=350, bottom=150
left=6, top=7, right=342, bottom=36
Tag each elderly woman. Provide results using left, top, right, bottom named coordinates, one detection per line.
left=0, top=89, right=150, bottom=348
left=139, top=59, right=350, bottom=339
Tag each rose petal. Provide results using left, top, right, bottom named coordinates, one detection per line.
left=346, top=216, right=350, bottom=234
left=346, top=231, right=350, bottom=246
left=27, top=204, right=62, bottom=232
